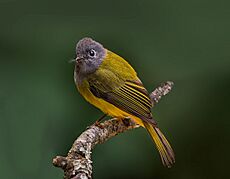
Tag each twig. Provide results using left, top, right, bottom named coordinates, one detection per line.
left=53, top=81, right=174, bottom=179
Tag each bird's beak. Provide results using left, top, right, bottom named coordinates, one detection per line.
left=68, top=59, right=76, bottom=63
left=68, top=57, right=83, bottom=63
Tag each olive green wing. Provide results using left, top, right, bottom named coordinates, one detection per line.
left=88, top=70, right=156, bottom=125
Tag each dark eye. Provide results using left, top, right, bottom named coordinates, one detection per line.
left=88, top=49, right=96, bottom=57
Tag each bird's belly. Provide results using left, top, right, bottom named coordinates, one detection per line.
left=77, top=83, right=144, bottom=126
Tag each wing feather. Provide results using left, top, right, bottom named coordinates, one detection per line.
left=89, top=78, right=157, bottom=125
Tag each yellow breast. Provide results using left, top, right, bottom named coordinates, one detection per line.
left=77, top=79, right=143, bottom=126
left=77, top=79, right=123, bottom=117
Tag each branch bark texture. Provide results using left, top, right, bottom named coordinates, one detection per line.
left=53, top=81, right=174, bottom=179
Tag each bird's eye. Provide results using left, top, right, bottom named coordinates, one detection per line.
left=88, top=49, right=96, bottom=57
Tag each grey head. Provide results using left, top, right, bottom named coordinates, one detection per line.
left=74, top=37, right=106, bottom=84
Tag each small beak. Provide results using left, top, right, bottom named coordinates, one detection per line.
left=68, top=59, right=76, bottom=63
left=68, top=57, right=83, bottom=63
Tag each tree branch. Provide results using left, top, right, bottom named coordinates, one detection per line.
left=53, top=81, right=174, bottom=179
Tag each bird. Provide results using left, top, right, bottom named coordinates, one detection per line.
left=73, top=37, right=175, bottom=167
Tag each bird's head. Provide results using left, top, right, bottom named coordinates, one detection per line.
left=75, top=37, right=106, bottom=76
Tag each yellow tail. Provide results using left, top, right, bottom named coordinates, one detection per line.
left=144, top=122, right=175, bottom=167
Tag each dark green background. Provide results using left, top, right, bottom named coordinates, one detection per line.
left=1, top=0, right=230, bottom=178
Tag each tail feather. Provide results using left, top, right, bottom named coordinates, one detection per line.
left=144, top=122, right=175, bottom=167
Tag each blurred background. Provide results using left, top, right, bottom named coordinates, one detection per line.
left=0, top=0, right=230, bottom=178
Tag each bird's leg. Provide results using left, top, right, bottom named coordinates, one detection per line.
left=91, top=114, right=107, bottom=127
left=122, top=117, right=132, bottom=127
left=122, top=117, right=140, bottom=128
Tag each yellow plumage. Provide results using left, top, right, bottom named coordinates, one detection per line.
left=76, top=49, right=175, bottom=167
left=77, top=50, right=139, bottom=119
